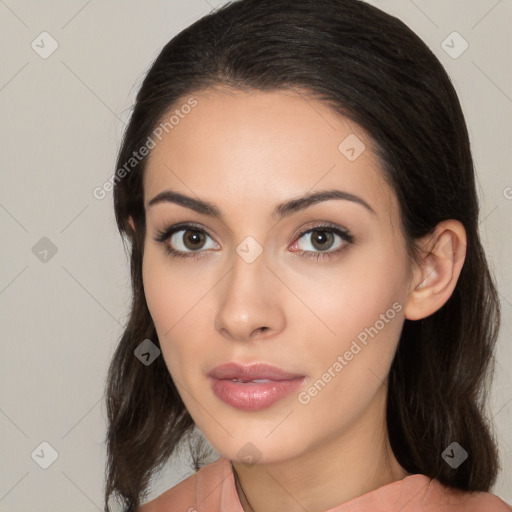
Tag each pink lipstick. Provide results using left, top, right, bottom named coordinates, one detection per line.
left=209, top=362, right=305, bottom=411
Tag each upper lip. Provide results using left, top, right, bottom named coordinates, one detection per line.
left=209, top=362, right=304, bottom=381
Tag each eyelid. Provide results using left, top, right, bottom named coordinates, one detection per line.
left=290, top=220, right=352, bottom=241
left=153, top=221, right=216, bottom=243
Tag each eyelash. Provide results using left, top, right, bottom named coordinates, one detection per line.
left=153, top=222, right=354, bottom=262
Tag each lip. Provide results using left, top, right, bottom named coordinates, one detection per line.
left=208, top=362, right=304, bottom=381
left=208, top=362, right=305, bottom=411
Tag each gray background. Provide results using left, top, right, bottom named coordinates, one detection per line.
left=0, top=0, right=511, bottom=510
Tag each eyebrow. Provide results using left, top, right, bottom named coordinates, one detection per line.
left=146, top=188, right=376, bottom=220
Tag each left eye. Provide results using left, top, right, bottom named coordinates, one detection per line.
left=166, top=228, right=219, bottom=252
left=291, top=226, right=352, bottom=254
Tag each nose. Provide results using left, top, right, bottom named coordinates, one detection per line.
left=214, top=248, right=286, bottom=342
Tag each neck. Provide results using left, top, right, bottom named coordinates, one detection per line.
left=231, top=385, right=409, bottom=512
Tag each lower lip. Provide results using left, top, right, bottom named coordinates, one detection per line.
left=210, top=377, right=305, bottom=411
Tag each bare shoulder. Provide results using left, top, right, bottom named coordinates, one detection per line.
left=137, top=472, right=198, bottom=512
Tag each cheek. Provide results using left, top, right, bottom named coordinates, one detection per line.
left=284, top=249, right=407, bottom=398
left=142, top=245, right=206, bottom=330
left=142, top=250, right=174, bottom=330
left=142, top=250, right=185, bottom=364
left=289, top=271, right=405, bottom=441
left=286, top=250, right=406, bottom=345
left=141, top=248, right=214, bottom=376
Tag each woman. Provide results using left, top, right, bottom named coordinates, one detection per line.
left=104, top=0, right=511, bottom=510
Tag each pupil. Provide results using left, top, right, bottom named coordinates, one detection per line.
left=185, top=230, right=204, bottom=249
left=312, top=230, right=333, bottom=250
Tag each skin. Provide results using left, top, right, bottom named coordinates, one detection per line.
left=136, top=87, right=467, bottom=512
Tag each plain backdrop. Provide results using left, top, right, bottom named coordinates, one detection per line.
left=0, top=1, right=511, bottom=510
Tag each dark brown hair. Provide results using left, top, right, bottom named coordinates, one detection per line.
left=104, top=0, right=501, bottom=510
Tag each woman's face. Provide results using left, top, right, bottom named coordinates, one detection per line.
left=141, top=87, right=414, bottom=464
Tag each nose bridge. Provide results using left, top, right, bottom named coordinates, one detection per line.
left=214, top=237, right=285, bottom=341
left=230, top=238, right=268, bottom=290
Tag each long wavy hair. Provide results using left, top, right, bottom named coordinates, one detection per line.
left=104, top=0, right=501, bottom=510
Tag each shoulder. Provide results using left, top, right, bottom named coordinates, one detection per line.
left=453, top=490, right=511, bottom=511
left=137, top=473, right=197, bottom=512
left=137, top=456, right=230, bottom=512
left=424, top=480, right=512, bottom=512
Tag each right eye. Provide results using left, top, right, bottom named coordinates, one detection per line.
left=154, top=223, right=220, bottom=259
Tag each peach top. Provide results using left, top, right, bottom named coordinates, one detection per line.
left=139, top=455, right=511, bottom=512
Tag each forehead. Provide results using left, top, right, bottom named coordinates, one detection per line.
left=143, top=87, right=396, bottom=220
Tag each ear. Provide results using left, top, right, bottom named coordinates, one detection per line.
left=127, top=216, right=135, bottom=233
left=404, top=219, right=467, bottom=321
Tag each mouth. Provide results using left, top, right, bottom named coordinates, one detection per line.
left=208, top=362, right=306, bottom=411
left=208, top=362, right=304, bottom=381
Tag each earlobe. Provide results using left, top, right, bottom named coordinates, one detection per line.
left=404, top=220, right=467, bottom=321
